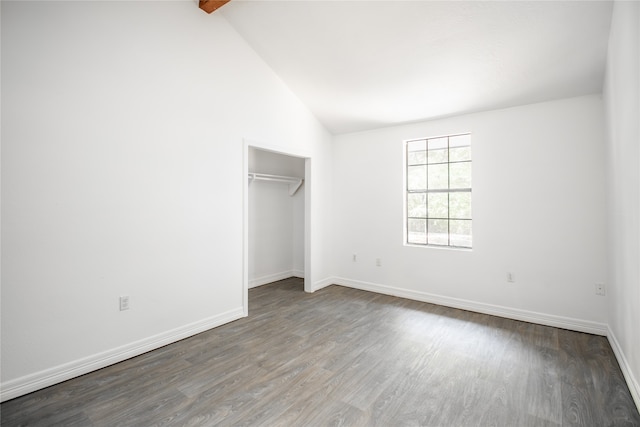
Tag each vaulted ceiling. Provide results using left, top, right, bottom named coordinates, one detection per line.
left=220, top=1, right=613, bottom=134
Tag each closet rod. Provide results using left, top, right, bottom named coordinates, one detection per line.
left=248, top=173, right=304, bottom=196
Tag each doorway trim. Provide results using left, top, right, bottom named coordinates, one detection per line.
left=242, top=139, right=312, bottom=315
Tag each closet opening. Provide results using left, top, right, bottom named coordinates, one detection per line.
left=242, top=142, right=311, bottom=315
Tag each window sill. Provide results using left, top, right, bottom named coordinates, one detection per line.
left=404, top=243, right=473, bottom=252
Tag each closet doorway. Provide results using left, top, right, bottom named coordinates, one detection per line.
left=242, top=141, right=311, bottom=314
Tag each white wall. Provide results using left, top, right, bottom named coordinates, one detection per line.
left=332, top=95, right=607, bottom=332
left=604, top=0, right=640, bottom=407
left=248, top=148, right=305, bottom=286
left=0, top=1, right=332, bottom=400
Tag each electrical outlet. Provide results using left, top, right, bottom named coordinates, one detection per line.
left=507, top=272, right=515, bottom=283
left=353, top=253, right=357, bottom=262
left=120, top=295, right=130, bottom=311
left=376, top=258, right=382, bottom=267
left=595, top=283, right=606, bottom=296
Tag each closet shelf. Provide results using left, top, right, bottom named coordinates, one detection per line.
left=248, top=173, right=304, bottom=196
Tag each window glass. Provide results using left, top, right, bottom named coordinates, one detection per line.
left=405, top=134, right=472, bottom=248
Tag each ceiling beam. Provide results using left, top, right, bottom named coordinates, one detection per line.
left=199, top=0, right=231, bottom=14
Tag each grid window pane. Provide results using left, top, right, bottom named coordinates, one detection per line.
left=427, top=193, right=448, bottom=219
left=428, top=163, right=448, bottom=190
left=449, top=134, right=470, bottom=149
left=408, top=218, right=427, bottom=244
left=407, top=193, right=427, bottom=218
left=449, top=192, right=471, bottom=219
left=407, top=165, right=427, bottom=191
left=428, top=219, right=449, bottom=245
left=405, top=134, right=471, bottom=248
left=408, top=140, right=427, bottom=165
left=407, top=139, right=427, bottom=152
left=408, top=150, right=427, bottom=166
left=428, top=137, right=448, bottom=164
left=449, top=162, right=471, bottom=189
left=450, top=146, right=471, bottom=162
left=450, top=220, right=472, bottom=248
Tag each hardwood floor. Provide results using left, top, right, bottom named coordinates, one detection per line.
left=2, top=277, right=639, bottom=426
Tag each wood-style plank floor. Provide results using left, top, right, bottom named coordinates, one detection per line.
left=2, top=278, right=639, bottom=426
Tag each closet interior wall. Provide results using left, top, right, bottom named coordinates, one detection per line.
left=248, top=148, right=305, bottom=288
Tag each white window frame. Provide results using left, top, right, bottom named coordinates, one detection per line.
left=404, top=133, right=472, bottom=249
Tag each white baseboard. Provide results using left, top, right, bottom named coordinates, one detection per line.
left=0, top=307, right=245, bottom=402
left=249, top=270, right=303, bottom=288
left=332, top=277, right=608, bottom=336
left=607, top=327, right=640, bottom=411
left=309, top=276, right=334, bottom=293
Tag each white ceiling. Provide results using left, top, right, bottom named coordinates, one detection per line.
left=221, top=1, right=613, bottom=134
